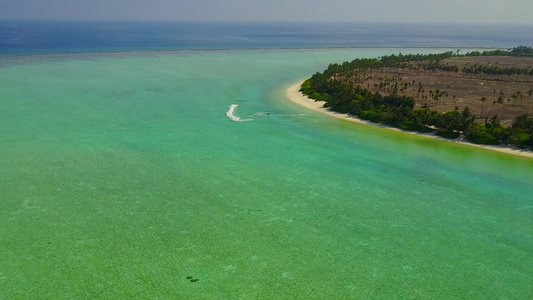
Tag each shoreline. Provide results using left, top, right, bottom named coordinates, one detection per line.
left=1, top=46, right=499, bottom=58
left=285, top=80, right=533, bottom=159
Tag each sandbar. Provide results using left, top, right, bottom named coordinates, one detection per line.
left=286, top=80, right=533, bottom=159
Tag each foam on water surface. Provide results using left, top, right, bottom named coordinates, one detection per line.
left=226, top=104, right=307, bottom=122
left=226, top=104, right=252, bottom=122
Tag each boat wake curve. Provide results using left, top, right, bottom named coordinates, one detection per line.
left=226, top=104, right=306, bottom=122
left=226, top=104, right=252, bottom=122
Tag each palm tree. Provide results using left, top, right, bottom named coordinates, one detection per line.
left=496, top=95, right=504, bottom=116
left=480, top=97, right=487, bottom=117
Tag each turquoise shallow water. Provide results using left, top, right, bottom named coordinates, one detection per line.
left=1, top=49, right=532, bottom=299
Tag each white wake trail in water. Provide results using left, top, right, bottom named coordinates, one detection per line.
left=251, top=112, right=307, bottom=118
left=226, top=104, right=252, bottom=122
left=226, top=104, right=307, bottom=122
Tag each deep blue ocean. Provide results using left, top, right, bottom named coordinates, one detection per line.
left=1, top=20, right=532, bottom=54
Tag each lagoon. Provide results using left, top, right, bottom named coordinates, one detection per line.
left=1, top=22, right=532, bottom=299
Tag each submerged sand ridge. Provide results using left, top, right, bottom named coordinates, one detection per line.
left=286, top=80, right=533, bottom=159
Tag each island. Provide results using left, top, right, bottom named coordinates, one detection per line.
left=291, top=46, right=533, bottom=156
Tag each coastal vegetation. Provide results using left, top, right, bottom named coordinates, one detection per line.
left=300, top=46, right=533, bottom=149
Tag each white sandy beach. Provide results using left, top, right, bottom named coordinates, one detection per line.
left=286, top=80, right=533, bottom=159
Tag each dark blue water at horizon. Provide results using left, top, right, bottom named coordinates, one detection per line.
left=1, top=20, right=532, bottom=55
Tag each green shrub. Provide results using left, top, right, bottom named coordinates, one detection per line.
left=467, top=125, right=499, bottom=145
left=508, top=130, right=530, bottom=148
left=436, top=129, right=460, bottom=139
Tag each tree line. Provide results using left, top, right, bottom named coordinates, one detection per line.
left=321, top=46, right=533, bottom=77
left=300, top=47, right=533, bottom=149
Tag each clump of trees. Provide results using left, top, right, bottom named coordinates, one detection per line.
left=466, top=45, right=533, bottom=57
left=463, top=63, right=533, bottom=76
left=467, top=114, right=533, bottom=147
left=300, top=47, right=533, bottom=149
left=462, top=46, right=533, bottom=76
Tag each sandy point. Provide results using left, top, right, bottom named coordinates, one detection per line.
left=285, top=79, right=533, bottom=159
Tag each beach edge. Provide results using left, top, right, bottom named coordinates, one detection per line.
left=285, top=80, right=533, bottom=159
